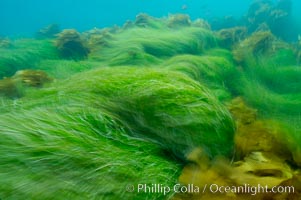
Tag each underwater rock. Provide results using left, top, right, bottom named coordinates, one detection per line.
left=246, top=0, right=273, bottom=33
left=210, top=15, right=239, bottom=31
left=218, top=27, right=247, bottom=49
left=254, top=22, right=271, bottom=32
left=244, top=0, right=294, bottom=41
left=192, top=18, right=211, bottom=30
left=83, top=28, right=113, bottom=51
left=134, top=13, right=162, bottom=28
left=227, top=97, right=291, bottom=160
left=233, top=31, right=275, bottom=63
left=12, top=69, right=52, bottom=87
left=227, top=97, right=257, bottom=125
left=123, top=20, right=135, bottom=29
left=55, top=29, right=90, bottom=60
left=234, top=120, right=292, bottom=160
left=0, top=77, right=19, bottom=98
left=35, top=24, right=60, bottom=39
left=176, top=151, right=296, bottom=200
left=276, top=0, right=292, bottom=13
left=167, top=14, right=191, bottom=28
left=134, top=13, right=151, bottom=27
left=0, top=70, right=52, bottom=98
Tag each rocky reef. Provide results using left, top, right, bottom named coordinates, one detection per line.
left=35, top=24, right=60, bottom=39
left=0, top=10, right=301, bottom=200
left=55, top=29, right=90, bottom=60
left=0, top=69, right=52, bottom=98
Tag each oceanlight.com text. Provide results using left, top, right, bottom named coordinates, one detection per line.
left=208, top=183, right=294, bottom=196
left=126, top=183, right=295, bottom=196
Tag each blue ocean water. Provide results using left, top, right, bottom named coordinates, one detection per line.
left=0, top=0, right=300, bottom=37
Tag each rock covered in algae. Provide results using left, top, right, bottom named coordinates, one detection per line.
left=83, top=28, right=113, bottom=51
left=36, top=24, right=60, bottom=39
left=191, top=18, right=211, bottom=30
left=227, top=97, right=292, bottom=160
left=0, top=69, right=52, bottom=98
left=55, top=29, right=90, bottom=60
left=13, top=69, right=52, bottom=87
left=60, top=67, right=235, bottom=159
left=167, top=14, right=191, bottom=28
left=218, top=27, right=247, bottom=49
left=233, top=31, right=275, bottom=63
left=0, top=77, right=19, bottom=98
left=176, top=150, right=298, bottom=200
left=134, top=13, right=163, bottom=28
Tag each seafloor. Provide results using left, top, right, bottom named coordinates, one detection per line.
left=0, top=3, right=301, bottom=200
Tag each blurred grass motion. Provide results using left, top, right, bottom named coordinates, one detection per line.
left=0, top=12, right=301, bottom=200
left=0, top=67, right=234, bottom=199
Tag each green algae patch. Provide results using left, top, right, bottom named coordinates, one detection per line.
left=0, top=66, right=235, bottom=199
left=162, top=54, right=239, bottom=101
left=0, top=107, right=180, bottom=200
left=59, top=67, right=235, bottom=159
left=37, top=59, right=101, bottom=79
left=0, top=39, right=58, bottom=79
left=89, top=27, right=218, bottom=66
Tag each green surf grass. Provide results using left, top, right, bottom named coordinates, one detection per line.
left=0, top=39, right=58, bottom=79
left=0, top=67, right=235, bottom=199
left=0, top=106, right=180, bottom=200
left=89, top=27, right=218, bottom=66
left=1, top=15, right=301, bottom=199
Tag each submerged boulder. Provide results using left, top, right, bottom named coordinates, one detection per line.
left=233, top=31, right=275, bottom=63
left=218, top=27, right=247, bottom=49
left=55, top=29, right=90, bottom=60
left=167, top=14, right=191, bottom=28
left=36, top=24, right=60, bottom=39
left=134, top=13, right=163, bottom=29
left=0, top=77, right=19, bottom=98
left=0, top=69, right=52, bottom=98
left=13, top=69, right=52, bottom=87
left=192, top=18, right=211, bottom=30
